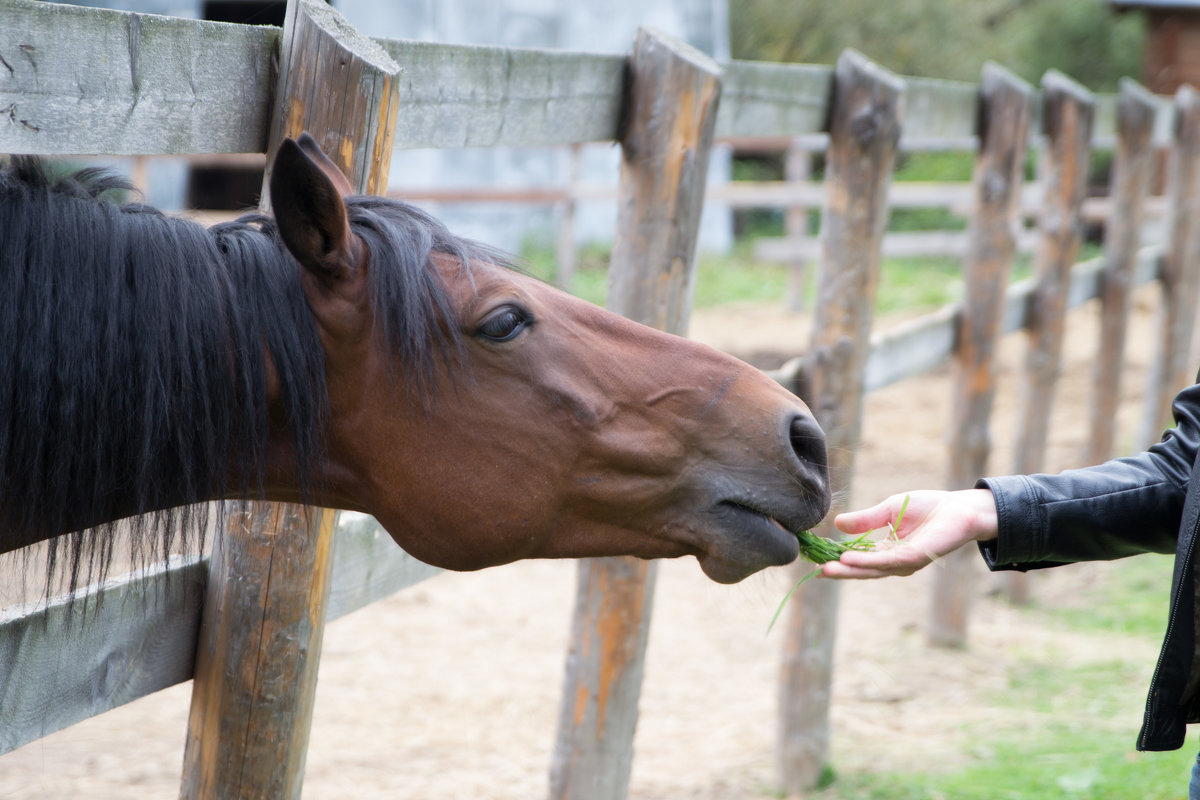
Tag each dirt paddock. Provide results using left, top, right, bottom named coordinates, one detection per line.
left=0, top=284, right=1177, bottom=798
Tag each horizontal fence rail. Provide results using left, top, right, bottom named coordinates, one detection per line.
left=0, top=514, right=440, bottom=754
left=0, top=2, right=1177, bottom=157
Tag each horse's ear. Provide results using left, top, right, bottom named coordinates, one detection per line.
left=270, top=135, right=357, bottom=284
left=293, top=132, right=355, bottom=197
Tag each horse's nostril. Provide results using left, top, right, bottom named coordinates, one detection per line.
left=788, top=414, right=828, bottom=473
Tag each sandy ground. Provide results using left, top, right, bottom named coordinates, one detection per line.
left=0, top=284, right=1181, bottom=798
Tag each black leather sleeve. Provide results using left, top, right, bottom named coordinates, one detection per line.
left=976, top=381, right=1200, bottom=571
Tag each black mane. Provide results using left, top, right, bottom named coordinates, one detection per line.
left=0, top=157, right=492, bottom=596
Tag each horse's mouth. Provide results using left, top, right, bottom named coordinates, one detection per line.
left=697, top=501, right=807, bottom=583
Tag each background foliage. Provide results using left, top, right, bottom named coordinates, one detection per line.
left=729, top=0, right=1146, bottom=91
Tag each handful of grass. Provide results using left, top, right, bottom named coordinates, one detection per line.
left=794, top=528, right=876, bottom=564
left=766, top=495, right=909, bottom=634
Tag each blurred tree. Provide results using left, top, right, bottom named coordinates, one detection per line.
left=729, top=0, right=1143, bottom=91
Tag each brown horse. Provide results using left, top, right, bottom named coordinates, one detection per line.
left=0, top=135, right=829, bottom=591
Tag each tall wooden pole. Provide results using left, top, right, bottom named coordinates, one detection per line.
left=1142, top=85, right=1200, bottom=445
left=776, top=50, right=902, bottom=795
left=931, top=64, right=1033, bottom=648
left=1004, top=71, right=1094, bottom=607
left=550, top=27, right=721, bottom=800
left=181, top=2, right=400, bottom=797
left=1088, top=79, right=1158, bottom=464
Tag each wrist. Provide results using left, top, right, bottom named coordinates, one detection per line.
left=965, top=488, right=999, bottom=542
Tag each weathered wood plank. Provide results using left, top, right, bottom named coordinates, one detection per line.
left=716, top=60, right=832, bottom=140
left=0, top=0, right=275, bottom=156
left=1089, top=79, right=1158, bottom=463
left=551, top=27, right=721, bottom=800
left=901, top=75, right=981, bottom=148
left=0, top=556, right=205, bottom=755
left=776, top=49, right=903, bottom=796
left=181, top=1, right=400, bottom=797
left=2, top=1, right=1175, bottom=158
left=381, top=39, right=626, bottom=149
left=933, top=63, right=1034, bottom=648
left=1013, top=70, right=1095, bottom=480
left=0, top=516, right=437, bottom=757
left=1004, top=70, right=1095, bottom=607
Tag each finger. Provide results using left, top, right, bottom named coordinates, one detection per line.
left=834, top=498, right=901, bottom=536
left=836, top=544, right=932, bottom=574
left=820, top=560, right=911, bottom=579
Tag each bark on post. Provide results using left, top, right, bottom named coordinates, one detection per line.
left=550, top=27, right=721, bottom=800
left=776, top=50, right=903, bottom=795
left=1006, top=71, right=1094, bottom=606
left=931, top=64, right=1033, bottom=648
left=181, top=2, right=400, bottom=798
left=1142, top=85, right=1200, bottom=445
left=1088, top=79, right=1158, bottom=464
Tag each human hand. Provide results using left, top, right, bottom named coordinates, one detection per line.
left=819, top=488, right=998, bottom=579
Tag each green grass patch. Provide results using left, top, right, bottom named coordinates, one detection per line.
left=519, top=240, right=792, bottom=310
left=820, top=730, right=1194, bottom=800
left=1030, top=554, right=1175, bottom=639
left=808, top=555, right=1190, bottom=800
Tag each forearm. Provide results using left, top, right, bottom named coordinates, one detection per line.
left=979, top=383, right=1200, bottom=570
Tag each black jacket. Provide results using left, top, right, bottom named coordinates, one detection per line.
left=977, top=380, right=1200, bottom=751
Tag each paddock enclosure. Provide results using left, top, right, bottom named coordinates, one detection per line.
left=1, top=0, right=1197, bottom=797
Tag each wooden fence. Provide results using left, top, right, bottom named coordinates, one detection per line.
left=1, top=0, right=1194, bottom=797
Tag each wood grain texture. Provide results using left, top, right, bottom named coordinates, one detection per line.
left=932, top=63, right=1034, bottom=648
left=182, top=504, right=337, bottom=800
left=551, top=27, right=721, bottom=800
left=0, top=0, right=1174, bottom=158
left=262, top=0, right=400, bottom=198
left=0, top=515, right=437, bottom=756
left=1089, top=79, right=1158, bottom=464
left=381, top=39, right=626, bottom=149
left=0, top=557, right=205, bottom=755
left=716, top=60, right=832, bottom=140
left=776, top=49, right=903, bottom=796
left=181, top=1, right=400, bottom=797
left=0, top=0, right=275, bottom=156
left=1013, top=71, right=1095, bottom=480
left=1000, top=71, right=1095, bottom=607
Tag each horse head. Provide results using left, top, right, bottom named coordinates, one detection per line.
left=272, top=135, right=833, bottom=583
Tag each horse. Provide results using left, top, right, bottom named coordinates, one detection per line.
left=0, top=133, right=830, bottom=597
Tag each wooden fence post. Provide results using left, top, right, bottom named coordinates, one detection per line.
left=776, top=50, right=903, bottom=795
left=1142, top=85, right=1200, bottom=445
left=931, top=64, right=1033, bottom=648
left=1088, top=79, right=1158, bottom=464
left=549, top=27, right=721, bottom=800
left=180, top=2, right=400, bottom=798
left=1004, top=71, right=1094, bottom=607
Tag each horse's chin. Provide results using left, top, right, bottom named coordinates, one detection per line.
left=694, top=502, right=806, bottom=584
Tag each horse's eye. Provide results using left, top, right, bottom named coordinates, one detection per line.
left=476, top=306, right=531, bottom=343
